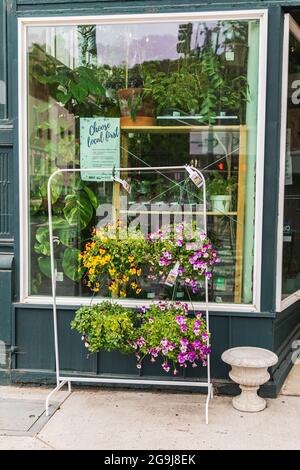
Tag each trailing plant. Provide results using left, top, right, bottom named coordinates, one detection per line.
left=79, top=223, right=149, bottom=297
left=142, top=50, right=248, bottom=123
left=148, top=222, right=220, bottom=294
left=71, top=301, right=138, bottom=354
left=132, top=301, right=211, bottom=374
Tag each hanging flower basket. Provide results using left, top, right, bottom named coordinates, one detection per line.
left=148, top=222, right=220, bottom=293
left=132, top=301, right=210, bottom=375
left=72, top=222, right=219, bottom=375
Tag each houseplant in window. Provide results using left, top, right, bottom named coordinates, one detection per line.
left=142, top=49, right=248, bottom=124
left=206, top=171, right=237, bottom=213
left=113, top=64, right=156, bottom=127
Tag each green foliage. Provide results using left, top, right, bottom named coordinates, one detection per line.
left=143, top=50, right=248, bottom=123
left=206, top=171, right=237, bottom=197
left=71, top=302, right=138, bottom=354
left=37, top=256, right=57, bottom=279
left=62, top=248, right=84, bottom=282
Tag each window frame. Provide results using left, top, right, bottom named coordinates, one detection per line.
left=18, top=9, right=268, bottom=311
left=277, top=13, right=300, bottom=312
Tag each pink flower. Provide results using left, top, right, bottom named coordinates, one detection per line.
left=162, top=362, right=170, bottom=372
left=136, top=364, right=142, bottom=369
left=188, top=351, right=196, bottom=362
left=202, top=333, right=209, bottom=342
left=137, top=337, right=146, bottom=348
left=178, top=353, right=187, bottom=364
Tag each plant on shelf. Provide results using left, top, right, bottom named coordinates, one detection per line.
left=132, top=301, right=211, bottom=375
left=206, top=171, right=237, bottom=213
left=142, top=50, right=248, bottom=124
left=71, top=301, right=138, bottom=354
left=79, top=222, right=149, bottom=297
left=113, top=64, right=156, bottom=126
left=147, top=222, right=220, bottom=294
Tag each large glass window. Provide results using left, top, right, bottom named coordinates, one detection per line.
left=281, top=24, right=300, bottom=299
left=26, top=16, right=261, bottom=304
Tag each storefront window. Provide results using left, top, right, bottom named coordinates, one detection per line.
left=281, top=29, right=300, bottom=299
left=26, top=17, right=261, bottom=303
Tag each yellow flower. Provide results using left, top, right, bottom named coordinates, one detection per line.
left=109, top=268, right=116, bottom=276
left=131, top=282, right=137, bottom=289
left=130, top=267, right=136, bottom=274
left=120, top=290, right=126, bottom=297
left=128, top=256, right=134, bottom=263
left=136, top=288, right=142, bottom=294
left=136, top=268, right=141, bottom=276
left=99, top=248, right=106, bottom=254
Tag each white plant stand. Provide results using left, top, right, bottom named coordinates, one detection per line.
left=45, top=165, right=213, bottom=423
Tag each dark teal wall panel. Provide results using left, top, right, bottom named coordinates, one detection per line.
left=13, top=306, right=275, bottom=381
left=58, top=310, right=98, bottom=373
left=15, top=308, right=55, bottom=370
left=0, top=254, right=13, bottom=345
left=274, top=302, right=300, bottom=353
left=231, top=316, right=274, bottom=349
left=0, top=147, right=13, bottom=240
left=15, top=308, right=99, bottom=372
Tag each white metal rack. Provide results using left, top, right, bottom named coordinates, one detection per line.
left=45, top=165, right=213, bottom=423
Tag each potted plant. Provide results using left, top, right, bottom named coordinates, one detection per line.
left=71, top=301, right=138, bottom=354
left=142, top=51, right=248, bottom=124
left=106, top=64, right=155, bottom=126
left=132, top=301, right=211, bottom=375
left=206, top=172, right=237, bottom=213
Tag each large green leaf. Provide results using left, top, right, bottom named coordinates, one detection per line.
left=62, top=248, right=83, bottom=281
left=34, top=241, right=50, bottom=256
left=38, top=256, right=57, bottom=279
left=69, top=82, right=89, bottom=103
left=40, top=173, right=63, bottom=204
left=83, top=185, right=98, bottom=209
left=63, top=191, right=93, bottom=230
left=58, top=224, right=78, bottom=247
